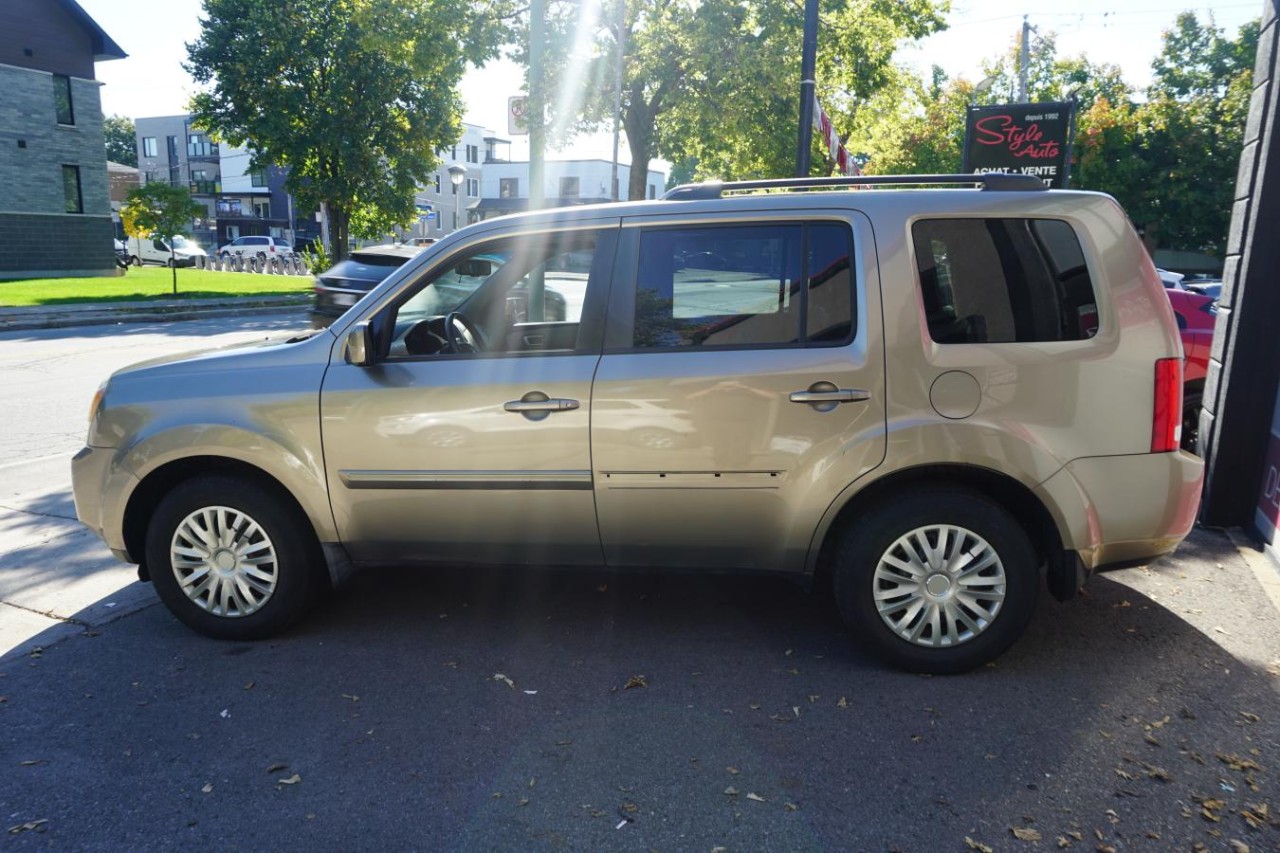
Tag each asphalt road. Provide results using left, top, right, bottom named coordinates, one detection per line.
left=0, top=314, right=1278, bottom=850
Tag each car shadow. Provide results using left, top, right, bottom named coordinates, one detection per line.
left=0, top=530, right=1277, bottom=850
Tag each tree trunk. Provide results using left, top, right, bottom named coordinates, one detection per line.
left=328, top=204, right=350, bottom=262
left=624, top=97, right=655, bottom=201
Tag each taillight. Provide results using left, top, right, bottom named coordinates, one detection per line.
left=1152, top=357, right=1183, bottom=452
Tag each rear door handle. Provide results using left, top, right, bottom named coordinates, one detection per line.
left=789, top=389, right=870, bottom=404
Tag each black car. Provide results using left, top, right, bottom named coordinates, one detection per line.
left=310, top=244, right=427, bottom=326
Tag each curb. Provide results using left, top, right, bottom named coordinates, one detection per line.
left=1226, top=527, right=1280, bottom=615
left=0, top=294, right=311, bottom=333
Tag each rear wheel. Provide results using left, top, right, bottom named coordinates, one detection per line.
left=832, top=489, right=1038, bottom=674
left=145, top=475, right=323, bottom=640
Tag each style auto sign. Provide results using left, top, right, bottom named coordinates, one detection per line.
left=962, top=101, right=1075, bottom=189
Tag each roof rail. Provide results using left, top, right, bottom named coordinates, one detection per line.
left=662, top=172, right=1048, bottom=201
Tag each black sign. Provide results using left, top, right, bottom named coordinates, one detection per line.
left=962, top=101, right=1075, bottom=189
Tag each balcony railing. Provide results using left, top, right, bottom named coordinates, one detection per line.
left=189, top=180, right=222, bottom=195
left=187, top=141, right=220, bottom=158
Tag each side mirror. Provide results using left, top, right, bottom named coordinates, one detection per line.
left=345, top=322, right=375, bottom=366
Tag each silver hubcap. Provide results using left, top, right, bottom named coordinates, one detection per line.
left=170, top=506, right=278, bottom=618
left=873, top=524, right=1006, bottom=648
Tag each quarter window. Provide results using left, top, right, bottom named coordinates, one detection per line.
left=912, top=218, right=1099, bottom=344
left=632, top=222, right=855, bottom=349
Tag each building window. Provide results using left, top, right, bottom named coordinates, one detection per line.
left=192, top=169, right=207, bottom=182
left=560, top=177, right=579, bottom=198
left=53, top=74, right=74, bottom=125
left=467, top=178, right=479, bottom=197
left=433, top=174, right=441, bottom=193
left=62, top=165, right=83, bottom=213
left=254, top=200, right=271, bottom=218
left=250, top=171, right=267, bottom=187
left=142, top=137, right=157, bottom=158
left=167, top=136, right=179, bottom=160
left=500, top=178, right=519, bottom=199
left=451, top=146, right=457, bottom=160
left=466, top=144, right=479, bottom=163
left=649, top=184, right=657, bottom=200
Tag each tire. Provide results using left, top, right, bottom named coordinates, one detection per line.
left=144, top=475, right=323, bottom=640
left=130, top=255, right=141, bottom=267
left=832, top=488, right=1038, bottom=674
left=1182, top=389, right=1202, bottom=454
left=167, top=258, right=177, bottom=268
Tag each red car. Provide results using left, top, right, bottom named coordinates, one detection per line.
left=1166, top=288, right=1217, bottom=451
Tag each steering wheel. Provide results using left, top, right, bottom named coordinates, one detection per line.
left=444, top=311, right=484, bottom=354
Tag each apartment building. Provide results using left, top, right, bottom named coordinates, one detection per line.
left=0, top=0, right=125, bottom=278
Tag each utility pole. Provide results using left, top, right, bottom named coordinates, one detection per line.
left=610, top=0, right=626, bottom=201
left=529, top=0, right=546, bottom=211
left=1018, top=15, right=1030, bottom=102
left=795, top=0, right=819, bottom=177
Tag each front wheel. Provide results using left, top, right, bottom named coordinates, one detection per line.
left=832, top=489, right=1038, bottom=674
left=144, top=475, right=323, bottom=640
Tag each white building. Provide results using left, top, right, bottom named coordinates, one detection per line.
left=476, top=159, right=666, bottom=221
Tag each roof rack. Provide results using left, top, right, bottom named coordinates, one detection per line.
left=662, top=172, right=1048, bottom=201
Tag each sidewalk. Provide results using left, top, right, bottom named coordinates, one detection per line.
left=0, top=293, right=311, bottom=333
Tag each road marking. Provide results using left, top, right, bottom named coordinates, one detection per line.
left=0, top=452, right=72, bottom=471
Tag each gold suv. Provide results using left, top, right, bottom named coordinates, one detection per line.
left=72, top=174, right=1204, bottom=673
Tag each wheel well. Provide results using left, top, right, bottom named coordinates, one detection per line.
left=815, top=464, right=1066, bottom=583
left=123, top=456, right=321, bottom=580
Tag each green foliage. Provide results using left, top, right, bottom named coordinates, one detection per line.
left=120, top=183, right=207, bottom=294
left=104, top=115, right=137, bottom=167
left=186, top=0, right=512, bottom=258
left=299, top=243, right=333, bottom=275
left=525, top=0, right=947, bottom=198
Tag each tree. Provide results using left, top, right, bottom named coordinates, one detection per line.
left=104, top=115, right=136, bottom=167
left=186, top=0, right=511, bottom=260
left=120, top=183, right=204, bottom=295
left=524, top=0, right=946, bottom=199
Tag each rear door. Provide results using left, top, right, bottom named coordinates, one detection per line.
left=590, top=211, right=886, bottom=573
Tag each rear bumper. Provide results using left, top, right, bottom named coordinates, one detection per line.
left=1036, top=450, right=1205, bottom=570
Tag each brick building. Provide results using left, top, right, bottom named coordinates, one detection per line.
left=0, top=0, right=125, bottom=279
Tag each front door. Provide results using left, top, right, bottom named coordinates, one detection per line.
left=591, top=213, right=886, bottom=573
left=321, top=223, right=618, bottom=565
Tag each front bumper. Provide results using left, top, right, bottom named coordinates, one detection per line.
left=1036, top=450, right=1205, bottom=571
left=71, top=445, right=136, bottom=562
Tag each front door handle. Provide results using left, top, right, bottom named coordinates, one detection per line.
left=504, top=391, right=580, bottom=421
left=504, top=398, right=580, bottom=413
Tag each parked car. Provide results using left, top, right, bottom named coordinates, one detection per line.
left=1183, top=279, right=1223, bottom=301
left=125, top=234, right=207, bottom=267
left=216, top=235, right=293, bottom=260
left=1167, top=287, right=1218, bottom=453
left=310, top=244, right=427, bottom=326
left=73, top=173, right=1204, bottom=674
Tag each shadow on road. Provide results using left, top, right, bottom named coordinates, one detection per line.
left=0, top=312, right=312, bottom=344
left=0, top=531, right=1277, bottom=849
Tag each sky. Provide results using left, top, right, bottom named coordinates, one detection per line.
left=76, top=0, right=1263, bottom=168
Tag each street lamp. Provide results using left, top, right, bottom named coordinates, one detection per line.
left=447, top=163, right=467, bottom=233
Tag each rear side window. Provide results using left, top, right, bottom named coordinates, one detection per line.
left=633, top=222, right=855, bottom=348
left=912, top=218, right=1098, bottom=344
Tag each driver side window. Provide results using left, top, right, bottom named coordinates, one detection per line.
left=382, top=229, right=606, bottom=359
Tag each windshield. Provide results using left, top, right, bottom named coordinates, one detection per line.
left=400, top=253, right=509, bottom=319
left=170, top=235, right=191, bottom=249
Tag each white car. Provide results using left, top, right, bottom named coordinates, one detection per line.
left=125, top=235, right=207, bottom=267
left=217, top=236, right=293, bottom=259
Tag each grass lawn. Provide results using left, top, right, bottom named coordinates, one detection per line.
left=0, top=266, right=315, bottom=307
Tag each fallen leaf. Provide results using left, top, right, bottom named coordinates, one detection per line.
left=1228, top=841, right=1249, bottom=853
left=278, top=774, right=302, bottom=785
left=792, top=706, right=800, bottom=718
left=620, top=802, right=637, bottom=814
left=341, top=694, right=360, bottom=702
left=1214, top=626, right=1231, bottom=635
left=1240, top=803, right=1270, bottom=829
left=1145, top=765, right=1171, bottom=782
left=723, top=787, right=739, bottom=796
left=1010, top=826, right=1041, bottom=842
left=517, top=798, right=529, bottom=807
left=1056, top=836, right=1072, bottom=848
left=1149, top=716, right=1171, bottom=729
left=18, top=760, right=45, bottom=767
left=1240, top=711, right=1260, bottom=723
left=784, top=802, right=798, bottom=812
left=808, top=695, right=819, bottom=703
left=1114, top=768, right=1136, bottom=781
left=964, top=837, right=994, bottom=853
left=243, top=681, right=255, bottom=690
left=219, top=709, right=230, bottom=719
left=1217, top=753, right=1263, bottom=772
left=749, top=703, right=761, bottom=710
left=624, top=675, right=647, bottom=690
left=6, top=820, right=48, bottom=835
left=746, top=793, right=766, bottom=803
left=201, top=783, right=213, bottom=794
left=523, top=690, right=538, bottom=695
left=493, top=673, right=515, bottom=689
left=837, top=697, right=848, bottom=708
left=726, top=767, right=740, bottom=775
